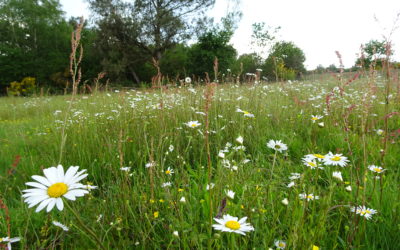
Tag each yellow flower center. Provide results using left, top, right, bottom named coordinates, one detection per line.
left=191, top=123, right=197, bottom=127
left=361, top=210, right=371, bottom=215
left=0, top=238, right=3, bottom=242
left=47, top=183, right=68, bottom=198
left=165, top=170, right=171, bottom=174
left=243, top=111, right=250, bottom=115
left=275, top=145, right=281, bottom=149
left=331, top=156, right=341, bottom=161
left=313, top=154, right=325, bottom=159
left=308, top=162, right=316, bottom=167
left=225, top=220, right=241, bottom=230
left=279, top=242, right=286, bottom=247
left=374, top=168, right=382, bottom=173
left=306, top=195, right=314, bottom=199
left=311, top=117, right=318, bottom=120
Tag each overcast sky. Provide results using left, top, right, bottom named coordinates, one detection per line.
left=60, top=0, right=400, bottom=69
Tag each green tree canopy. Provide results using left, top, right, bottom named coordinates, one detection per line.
left=188, top=29, right=237, bottom=80
left=263, top=41, right=306, bottom=81
left=0, top=0, right=72, bottom=92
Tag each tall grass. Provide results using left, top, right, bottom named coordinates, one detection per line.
left=0, top=74, right=399, bottom=248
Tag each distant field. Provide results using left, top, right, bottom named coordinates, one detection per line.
left=0, top=77, right=399, bottom=249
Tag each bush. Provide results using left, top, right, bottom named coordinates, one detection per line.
left=8, top=77, right=36, bottom=96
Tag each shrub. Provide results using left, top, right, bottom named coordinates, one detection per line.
left=8, top=77, right=36, bottom=96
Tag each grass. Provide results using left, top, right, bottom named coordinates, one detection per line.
left=0, top=75, right=399, bottom=249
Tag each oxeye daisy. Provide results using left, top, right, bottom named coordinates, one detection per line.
left=274, top=240, right=287, bottom=249
left=368, top=165, right=385, bottom=174
left=185, top=120, right=201, bottom=128
left=303, top=160, right=320, bottom=169
left=267, top=140, right=288, bottom=152
left=212, top=214, right=254, bottom=235
left=332, top=171, right=343, bottom=181
left=22, top=165, right=89, bottom=213
left=0, top=236, right=20, bottom=249
left=225, top=190, right=235, bottom=199
left=164, top=167, right=174, bottom=175
left=350, top=205, right=377, bottom=220
left=52, top=221, right=69, bottom=231
left=311, top=115, right=323, bottom=123
left=299, top=193, right=319, bottom=201
left=323, top=152, right=349, bottom=167
left=303, top=153, right=325, bottom=162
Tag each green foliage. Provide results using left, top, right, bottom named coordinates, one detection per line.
left=0, top=0, right=72, bottom=92
left=88, top=0, right=216, bottom=84
left=8, top=76, right=36, bottom=96
left=232, top=53, right=262, bottom=76
left=263, top=41, right=306, bottom=81
left=355, top=40, right=391, bottom=69
left=188, top=30, right=237, bottom=79
left=160, top=44, right=190, bottom=79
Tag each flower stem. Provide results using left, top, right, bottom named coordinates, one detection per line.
left=65, top=201, right=105, bottom=249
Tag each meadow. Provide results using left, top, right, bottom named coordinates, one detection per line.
left=0, top=74, right=399, bottom=249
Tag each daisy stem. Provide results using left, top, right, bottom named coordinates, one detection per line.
left=271, top=151, right=277, bottom=180
left=65, top=201, right=105, bottom=249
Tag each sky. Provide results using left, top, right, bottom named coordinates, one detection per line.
left=60, top=0, right=400, bottom=69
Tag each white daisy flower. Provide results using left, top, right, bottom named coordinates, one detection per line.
left=212, top=214, right=254, bottom=235
left=275, top=240, right=287, bottom=249
left=303, top=160, right=322, bottom=169
left=120, top=167, right=131, bottom=171
left=145, top=161, right=156, bottom=168
left=368, top=165, right=385, bottom=174
left=287, top=182, right=295, bottom=188
left=345, top=185, right=352, bottom=192
left=185, top=77, right=191, bottom=84
left=236, top=108, right=255, bottom=118
left=267, top=140, right=288, bottom=152
left=299, top=193, right=319, bottom=201
left=332, top=171, right=343, bottom=181
left=22, top=165, right=89, bottom=213
left=281, top=198, right=289, bottom=205
left=311, top=115, right=323, bottom=123
left=323, top=152, right=349, bottom=167
left=236, top=136, right=244, bottom=144
left=179, top=197, right=186, bottom=203
left=225, top=190, right=235, bottom=199
left=0, top=236, right=20, bottom=249
left=303, top=154, right=325, bottom=162
left=350, top=205, right=377, bottom=220
left=52, top=221, right=69, bottom=231
left=165, top=167, right=174, bottom=175
left=185, top=121, right=201, bottom=128
left=206, top=183, right=215, bottom=190
left=289, top=173, right=301, bottom=180
left=161, top=182, right=172, bottom=188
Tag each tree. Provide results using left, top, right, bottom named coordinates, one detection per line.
left=0, top=0, right=72, bottom=92
left=232, top=53, right=262, bottom=75
left=263, top=41, right=306, bottom=81
left=88, top=0, right=215, bottom=84
left=188, top=29, right=237, bottom=80
left=355, top=40, right=392, bottom=69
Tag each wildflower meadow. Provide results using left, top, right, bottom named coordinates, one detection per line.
left=0, top=72, right=399, bottom=249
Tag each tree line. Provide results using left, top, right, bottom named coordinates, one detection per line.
left=0, top=0, right=394, bottom=95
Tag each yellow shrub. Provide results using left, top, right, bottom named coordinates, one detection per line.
left=8, top=77, right=36, bottom=96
